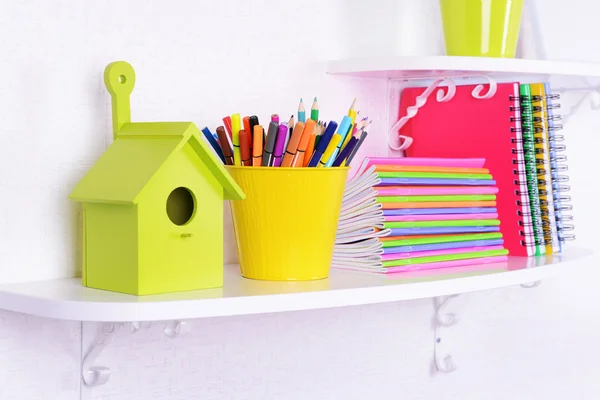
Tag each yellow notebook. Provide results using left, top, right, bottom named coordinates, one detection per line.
left=530, top=83, right=559, bottom=254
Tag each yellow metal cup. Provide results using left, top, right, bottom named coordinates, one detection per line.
left=227, top=166, right=349, bottom=281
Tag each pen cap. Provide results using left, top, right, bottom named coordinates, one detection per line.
left=337, top=116, right=352, bottom=139
left=274, top=123, right=288, bottom=157
left=265, top=121, right=279, bottom=152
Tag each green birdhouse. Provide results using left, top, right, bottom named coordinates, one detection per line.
left=70, top=61, right=245, bottom=296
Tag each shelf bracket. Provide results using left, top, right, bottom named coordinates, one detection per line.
left=82, top=320, right=187, bottom=387
left=433, top=294, right=460, bottom=374
left=521, top=281, right=542, bottom=289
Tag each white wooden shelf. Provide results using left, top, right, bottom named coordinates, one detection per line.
left=327, top=56, right=600, bottom=80
left=0, top=248, right=592, bottom=322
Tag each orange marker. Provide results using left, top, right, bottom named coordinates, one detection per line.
left=281, top=121, right=305, bottom=167
left=243, top=116, right=252, bottom=152
left=303, top=134, right=316, bottom=167
left=252, top=125, right=263, bottom=166
left=292, top=119, right=316, bottom=167
left=239, top=130, right=251, bottom=166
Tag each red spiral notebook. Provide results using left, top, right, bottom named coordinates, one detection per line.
left=399, top=82, right=534, bottom=256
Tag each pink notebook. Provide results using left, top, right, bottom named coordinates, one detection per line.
left=399, top=83, right=533, bottom=256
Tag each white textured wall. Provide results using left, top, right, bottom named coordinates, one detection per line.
left=1, top=0, right=600, bottom=399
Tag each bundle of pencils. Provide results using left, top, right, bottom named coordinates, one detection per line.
left=200, top=98, right=370, bottom=168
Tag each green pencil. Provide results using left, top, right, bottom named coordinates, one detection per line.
left=382, top=232, right=503, bottom=248
left=382, top=249, right=509, bottom=268
left=384, top=220, right=501, bottom=229
left=311, top=97, right=319, bottom=121
left=377, top=171, right=493, bottom=180
left=377, top=195, right=496, bottom=203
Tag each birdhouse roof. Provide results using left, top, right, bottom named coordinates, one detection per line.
left=69, top=122, right=245, bottom=204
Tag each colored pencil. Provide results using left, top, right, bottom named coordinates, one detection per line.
left=243, top=116, right=252, bottom=152
left=307, top=121, right=338, bottom=167
left=298, top=98, right=306, bottom=122
left=231, top=113, right=242, bottom=166
left=216, top=126, right=234, bottom=165
left=282, top=121, right=305, bottom=167
left=239, top=129, right=251, bottom=166
left=283, top=115, right=293, bottom=157
left=345, top=130, right=368, bottom=166
left=201, top=127, right=225, bottom=163
left=318, top=134, right=342, bottom=167
left=271, top=114, right=279, bottom=124
left=223, top=116, right=233, bottom=141
left=293, top=119, right=316, bottom=167
left=272, top=123, right=289, bottom=167
left=288, top=115, right=295, bottom=137
left=252, top=125, right=263, bottom=166
left=303, top=133, right=316, bottom=167
left=314, top=121, right=323, bottom=149
left=262, top=121, right=279, bottom=167
left=311, top=97, right=319, bottom=121
left=348, top=97, right=357, bottom=122
left=332, top=130, right=359, bottom=167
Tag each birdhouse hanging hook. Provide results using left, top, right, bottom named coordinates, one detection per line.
left=104, top=61, right=136, bottom=138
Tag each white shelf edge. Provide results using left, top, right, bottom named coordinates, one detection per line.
left=327, top=56, right=600, bottom=79
left=0, top=248, right=592, bottom=322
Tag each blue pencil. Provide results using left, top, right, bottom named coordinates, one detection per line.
left=201, top=127, right=225, bottom=163
left=308, top=121, right=338, bottom=167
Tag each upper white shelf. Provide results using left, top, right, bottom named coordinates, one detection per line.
left=0, top=248, right=592, bottom=322
left=327, top=56, right=600, bottom=80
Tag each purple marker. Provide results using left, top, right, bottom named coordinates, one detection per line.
left=272, top=123, right=288, bottom=167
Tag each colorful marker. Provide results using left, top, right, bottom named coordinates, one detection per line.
left=239, top=129, right=251, bottom=166
left=252, top=125, right=263, bottom=167
left=272, top=123, right=289, bottom=167
left=262, top=121, right=279, bottom=166
left=231, top=114, right=242, bottom=166
left=216, top=126, right=234, bottom=165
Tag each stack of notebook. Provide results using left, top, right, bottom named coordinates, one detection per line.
left=333, top=158, right=509, bottom=273
left=398, top=81, right=574, bottom=256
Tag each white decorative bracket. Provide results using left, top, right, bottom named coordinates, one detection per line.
left=433, top=294, right=460, bottom=374
left=82, top=320, right=188, bottom=387
left=389, top=75, right=498, bottom=151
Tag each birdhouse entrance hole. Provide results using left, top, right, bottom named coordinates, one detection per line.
left=166, top=187, right=195, bottom=226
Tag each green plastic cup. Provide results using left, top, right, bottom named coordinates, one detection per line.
left=439, top=0, right=524, bottom=58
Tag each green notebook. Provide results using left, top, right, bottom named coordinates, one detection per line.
left=376, top=171, right=493, bottom=180
left=377, top=195, right=496, bottom=203
left=382, top=248, right=509, bottom=268
left=382, top=232, right=503, bottom=248
left=384, top=220, right=501, bottom=229
left=521, top=84, right=546, bottom=256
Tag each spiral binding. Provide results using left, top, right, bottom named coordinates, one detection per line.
left=544, top=90, right=574, bottom=243
left=514, top=89, right=576, bottom=249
